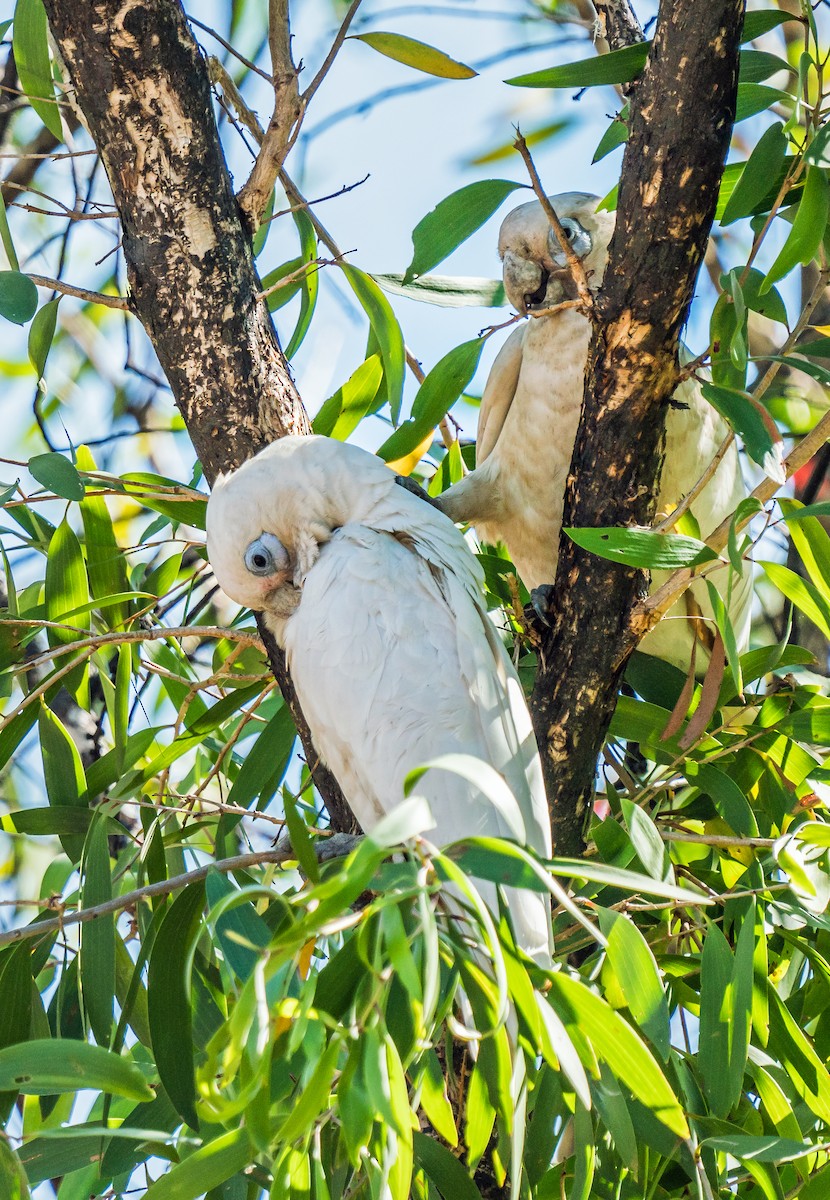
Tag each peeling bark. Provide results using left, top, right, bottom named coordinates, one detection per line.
left=43, top=0, right=355, bottom=833
left=531, top=0, right=744, bottom=857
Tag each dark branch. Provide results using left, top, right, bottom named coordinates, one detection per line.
left=43, top=0, right=354, bottom=830
left=530, top=0, right=744, bottom=856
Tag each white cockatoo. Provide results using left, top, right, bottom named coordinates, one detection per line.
left=206, top=435, right=552, bottom=963
left=437, top=193, right=752, bottom=671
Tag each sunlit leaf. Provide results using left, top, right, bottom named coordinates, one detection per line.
left=0, top=1039, right=152, bottom=1100
left=404, top=180, right=526, bottom=283
left=13, top=0, right=63, bottom=139
left=351, top=32, right=476, bottom=79
left=565, top=526, right=717, bottom=569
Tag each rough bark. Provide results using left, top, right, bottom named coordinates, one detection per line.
left=531, top=0, right=744, bottom=856
left=43, top=0, right=356, bottom=833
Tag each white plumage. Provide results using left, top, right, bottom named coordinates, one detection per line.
left=206, top=435, right=552, bottom=963
left=438, top=194, right=752, bottom=671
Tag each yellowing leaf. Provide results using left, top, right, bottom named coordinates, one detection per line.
left=352, top=32, right=477, bottom=79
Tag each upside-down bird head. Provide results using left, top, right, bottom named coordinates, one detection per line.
left=499, top=193, right=615, bottom=315
left=206, top=435, right=398, bottom=619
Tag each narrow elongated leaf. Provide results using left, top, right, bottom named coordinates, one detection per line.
left=0, top=271, right=38, bottom=325
left=27, top=298, right=59, bottom=380
left=547, top=973, right=688, bottom=1137
left=0, top=1040, right=152, bottom=1100
left=760, top=561, right=830, bottom=641
left=599, top=909, right=670, bottom=1060
left=351, top=32, right=476, bottom=79
left=506, top=42, right=648, bottom=89
left=313, top=354, right=384, bottom=440
left=205, top=871, right=270, bottom=983
left=13, top=0, right=63, bottom=139
left=372, top=273, right=506, bottom=308
left=404, top=180, right=525, bottom=283
left=377, top=337, right=483, bottom=464
left=147, top=883, right=206, bottom=1129
left=704, top=1135, right=818, bottom=1163
left=0, top=1138, right=30, bottom=1200
left=80, top=816, right=115, bottom=1047
left=284, top=209, right=318, bottom=360
left=767, top=990, right=830, bottom=1123
left=701, top=382, right=785, bottom=481
left=76, top=446, right=130, bottom=628
left=413, top=1130, right=483, bottom=1199
left=38, top=703, right=87, bottom=862
left=142, top=1128, right=251, bottom=1200
left=762, top=165, right=829, bottom=291
left=340, top=265, right=406, bottom=422
left=564, top=527, right=716, bottom=569
left=29, top=452, right=85, bottom=500
left=0, top=191, right=19, bottom=271
left=225, top=703, right=295, bottom=809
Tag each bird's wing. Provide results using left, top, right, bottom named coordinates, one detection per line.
left=476, top=324, right=526, bottom=463
left=283, top=521, right=551, bottom=959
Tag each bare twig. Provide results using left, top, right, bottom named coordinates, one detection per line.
left=301, top=0, right=363, bottom=111
left=655, top=432, right=734, bottom=533
left=27, top=273, right=129, bottom=310
left=236, top=0, right=301, bottom=230
left=513, top=133, right=594, bottom=313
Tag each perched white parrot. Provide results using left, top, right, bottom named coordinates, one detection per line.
left=206, top=434, right=552, bottom=963
left=437, top=193, right=753, bottom=671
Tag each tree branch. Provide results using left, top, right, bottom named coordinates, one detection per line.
left=42, top=0, right=354, bottom=832
left=530, top=0, right=744, bottom=857
left=236, top=0, right=301, bottom=231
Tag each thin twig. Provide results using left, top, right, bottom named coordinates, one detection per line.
left=187, top=14, right=274, bottom=82
left=300, top=0, right=363, bottom=110
left=27, top=273, right=129, bottom=310
left=513, top=132, right=594, bottom=313
left=655, top=432, right=734, bottom=533
left=0, top=847, right=299, bottom=948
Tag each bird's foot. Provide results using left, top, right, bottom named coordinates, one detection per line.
left=529, top=584, right=556, bottom=629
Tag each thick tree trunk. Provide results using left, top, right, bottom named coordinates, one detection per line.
left=43, top=0, right=356, bottom=833
left=531, top=0, right=744, bottom=856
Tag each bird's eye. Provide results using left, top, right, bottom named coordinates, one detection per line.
left=548, top=218, right=590, bottom=263
left=243, top=532, right=288, bottom=577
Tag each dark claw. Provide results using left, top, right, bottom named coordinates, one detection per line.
left=529, top=584, right=557, bottom=629
left=394, top=474, right=444, bottom=511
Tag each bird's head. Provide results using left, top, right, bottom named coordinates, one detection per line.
left=499, top=193, right=615, bottom=315
left=206, top=435, right=395, bottom=625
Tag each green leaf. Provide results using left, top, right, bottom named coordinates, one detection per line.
left=340, top=265, right=406, bottom=423
left=282, top=786, right=319, bottom=883
left=762, top=165, right=829, bottom=291
left=372, top=273, right=506, bottom=308
left=506, top=41, right=648, bottom=89
left=779, top=497, right=830, bottom=597
left=700, top=382, right=785, bottom=481
left=736, top=83, right=793, bottom=124
left=313, top=354, right=384, bottom=440
left=0, top=271, right=38, bottom=325
left=739, top=49, right=795, bottom=84
left=0, top=1039, right=152, bottom=1100
left=740, top=266, right=788, bottom=325
left=27, top=298, right=59, bottom=380
left=703, top=1134, right=818, bottom=1163
left=598, top=909, right=670, bottom=1060
left=0, top=1137, right=30, bottom=1200
left=351, top=32, right=476, bottom=79
left=284, top=209, right=318, bottom=360
left=29, top=452, right=85, bottom=500
left=225, top=703, right=295, bottom=809
left=80, top=815, right=115, bottom=1047
left=377, top=337, right=484, bottom=463
left=593, top=110, right=629, bottom=162
left=404, top=180, right=526, bottom=283
left=721, top=123, right=788, bottom=226
left=412, top=1130, right=483, bottom=1199
left=564, top=526, right=716, bottom=570
left=38, top=703, right=87, bottom=862
left=741, top=11, right=799, bottom=41
left=148, top=882, right=206, bottom=1129
left=0, top=191, right=19, bottom=271
left=143, top=1128, right=251, bottom=1200
left=547, top=974, right=689, bottom=1137
left=760, top=561, right=830, bottom=642
left=767, top=989, right=830, bottom=1123
left=205, top=871, right=270, bottom=982
left=13, top=0, right=63, bottom=139
left=261, top=256, right=304, bottom=313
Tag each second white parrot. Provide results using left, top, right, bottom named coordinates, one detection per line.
left=437, top=193, right=752, bottom=671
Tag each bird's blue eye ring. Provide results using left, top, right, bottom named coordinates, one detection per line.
left=243, top=533, right=287, bottom=577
